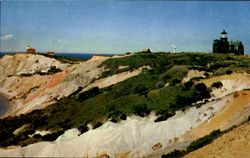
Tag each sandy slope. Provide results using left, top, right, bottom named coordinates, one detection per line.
left=184, top=90, right=250, bottom=141
left=184, top=121, right=250, bottom=158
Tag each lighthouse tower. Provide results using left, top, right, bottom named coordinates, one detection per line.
left=220, top=30, right=228, bottom=42
left=26, top=45, right=31, bottom=51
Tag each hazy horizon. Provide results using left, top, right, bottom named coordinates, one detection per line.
left=1, top=1, right=250, bottom=54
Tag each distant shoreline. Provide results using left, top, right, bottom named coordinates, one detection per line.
left=0, top=52, right=117, bottom=59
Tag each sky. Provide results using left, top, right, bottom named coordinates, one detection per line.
left=1, top=1, right=250, bottom=54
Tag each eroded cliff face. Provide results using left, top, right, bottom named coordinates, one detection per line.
left=0, top=54, right=107, bottom=117
left=0, top=90, right=249, bottom=157
left=0, top=54, right=72, bottom=117
left=0, top=54, right=249, bottom=157
left=0, top=53, right=141, bottom=118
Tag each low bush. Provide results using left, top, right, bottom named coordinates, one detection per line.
left=183, top=81, right=194, bottom=90
left=133, top=104, right=150, bottom=117
left=161, top=149, right=186, bottom=158
left=189, top=76, right=205, bottom=82
left=226, top=69, right=233, bottom=74
left=187, top=129, right=222, bottom=152
left=120, top=114, right=127, bottom=120
left=169, top=78, right=181, bottom=86
left=47, top=66, right=62, bottom=74
left=33, top=134, right=42, bottom=138
left=78, top=125, right=89, bottom=134
left=155, top=112, right=174, bottom=122
left=69, top=86, right=83, bottom=97
left=93, top=122, right=103, bottom=129
left=110, top=118, right=118, bottom=123
left=204, top=72, right=209, bottom=78
left=132, top=84, right=149, bottom=96
left=42, top=130, right=64, bottom=141
left=211, top=81, right=223, bottom=88
left=77, top=87, right=100, bottom=102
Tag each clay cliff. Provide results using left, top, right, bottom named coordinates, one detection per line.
left=0, top=53, right=249, bottom=157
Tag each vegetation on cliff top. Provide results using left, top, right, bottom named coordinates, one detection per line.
left=42, top=54, right=88, bottom=64
left=0, top=52, right=249, bottom=147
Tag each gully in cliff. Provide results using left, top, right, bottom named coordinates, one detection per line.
left=0, top=93, right=9, bottom=117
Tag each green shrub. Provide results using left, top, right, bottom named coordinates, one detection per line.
left=187, top=129, right=222, bottom=152
left=77, top=87, right=100, bottom=102
left=132, top=83, right=149, bottom=96
left=33, top=134, right=42, bottom=138
left=161, top=149, right=186, bottom=158
left=47, top=66, right=62, bottom=74
left=210, top=62, right=229, bottom=70
left=93, top=122, right=103, bottom=129
left=120, top=114, right=127, bottom=120
left=69, top=86, right=83, bottom=97
left=226, top=69, right=233, bottom=74
left=204, top=72, right=209, bottom=78
left=183, top=81, right=194, bottom=90
left=42, top=130, right=64, bottom=141
left=78, top=125, right=89, bottom=134
left=211, top=81, right=223, bottom=88
left=110, top=118, right=118, bottom=123
left=155, top=112, right=174, bottom=122
left=133, top=104, right=149, bottom=117
left=170, top=78, right=181, bottom=86
left=189, top=76, right=205, bottom=82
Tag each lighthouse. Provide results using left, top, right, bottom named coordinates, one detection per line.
left=26, top=45, right=31, bottom=51
left=26, top=45, right=36, bottom=54
left=213, top=30, right=244, bottom=55
left=221, top=30, right=227, bottom=39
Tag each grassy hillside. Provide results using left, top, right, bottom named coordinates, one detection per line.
left=0, top=52, right=249, bottom=147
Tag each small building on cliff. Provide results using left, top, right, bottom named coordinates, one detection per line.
left=26, top=45, right=36, bottom=54
left=47, top=52, right=55, bottom=56
left=213, top=30, right=244, bottom=55
left=142, top=48, right=151, bottom=53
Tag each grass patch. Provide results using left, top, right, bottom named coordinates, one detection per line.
left=42, top=54, right=87, bottom=64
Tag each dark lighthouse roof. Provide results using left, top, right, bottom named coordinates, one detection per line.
left=221, top=30, right=227, bottom=34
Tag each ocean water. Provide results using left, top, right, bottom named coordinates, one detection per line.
left=0, top=52, right=117, bottom=59
left=0, top=94, right=9, bottom=116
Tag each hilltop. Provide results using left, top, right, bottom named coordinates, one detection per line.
left=0, top=52, right=249, bottom=157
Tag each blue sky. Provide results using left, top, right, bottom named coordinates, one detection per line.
left=1, top=1, right=250, bottom=54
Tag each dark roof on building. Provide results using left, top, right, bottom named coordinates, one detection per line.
left=221, top=30, right=227, bottom=34
left=142, top=48, right=151, bottom=53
